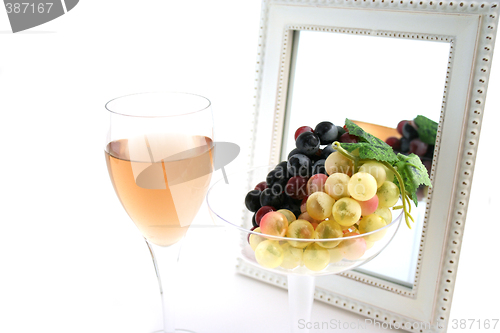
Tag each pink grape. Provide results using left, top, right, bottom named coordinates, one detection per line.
left=385, top=137, right=401, bottom=150
left=409, top=138, right=428, bottom=156
left=255, top=181, right=267, bottom=191
left=397, top=120, right=409, bottom=135
left=285, top=176, right=308, bottom=200
left=300, top=196, right=309, bottom=213
left=339, top=232, right=366, bottom=260
left=306, top=173, right=328, bottom=195
left=294, top=126, right=314, bottom=140
left=260, top=211, right=288, bottom=237
left=255, top=206, right=276, bottom=226
left=358, top=195, right=379, bottom=216
left=298, top=212, right=319, bottom=224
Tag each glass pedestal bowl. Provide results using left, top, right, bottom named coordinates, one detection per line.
left=206, top=166, right=403, bottom=333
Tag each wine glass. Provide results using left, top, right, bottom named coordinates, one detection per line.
left=206, top=165, right=403, bottom=333
left=104, top=92, right=214, bottom=333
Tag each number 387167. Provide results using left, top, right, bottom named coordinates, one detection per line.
left=5, top=3, right=53, bottom=14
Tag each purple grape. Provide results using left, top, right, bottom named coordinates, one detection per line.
left=245, top=189, right=262, bottom=212
left=314, top=121, right=339, bottom=145
left=266, top=168, right=287, bottom=186
left=259, top=188, right=284, bottom=208
left=252, top=214, right=258, bottom=228
left=400, top=137, right=410, bottom=153
left=425, top=145, right=435, bottom=158
left=287, top=154, right=312, bottom=178
left=320, top=145, right=335, bottom=159
left=385, top=137, right=401, bottom=151
left=339, top=132, right=358, bottom=143
left=409, top=138, right=428, bottom=156
left=281, top=197, right=301, bottom=219
left=336, top=125, right=346, bottom=139
left=402, top=123, right=418, bottom=140
left=296, top=132, right=320, bottom=155
left=312, top=159, right=327, bottom=175
left=288, top=148, right=301, bottom=160
left=397, top=120, right=409, bottom=135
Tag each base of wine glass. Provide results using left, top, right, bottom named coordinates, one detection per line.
left=152, top=329, right=196, bottom=333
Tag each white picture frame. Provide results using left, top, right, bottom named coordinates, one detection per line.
left=239, top=0, right=499, bottom=332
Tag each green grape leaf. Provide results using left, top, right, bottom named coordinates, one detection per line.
left=344, top=119, right=388, bottom=146
left=340, top=119, right=399, bottom=164
left=414, top=115, right=438, bottom=145
left=341, top=142, right=399, bottom=164
left=395, top=153, right=432, bottom=205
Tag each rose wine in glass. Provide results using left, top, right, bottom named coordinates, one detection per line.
left=104, top=92, right=214, bottom=333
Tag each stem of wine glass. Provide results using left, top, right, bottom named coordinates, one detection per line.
left=288, top=274, right=316, bottom=333
left=146, top=239, right=183, bottom=333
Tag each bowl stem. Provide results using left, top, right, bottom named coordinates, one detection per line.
left=288, top=274, right=316, bottom=333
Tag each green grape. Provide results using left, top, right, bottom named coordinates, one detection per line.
left=365, top=240, right=374, bottom=250
left=286, top=219, right=315, bottom=249
left=373, top=207, right=392, bottom=224
left=306, top=192, right=335, bottom=221
left=383, top=164, right=395, bottom=183
left=277, top=209, right=296, bottom=224
left=280, top=243, right=303, bottom=269
left=249, top=227, right=266, bottom=251
left=255, top=240, right=284, bottom=268
left=377, top=181, right=400, bottom=208
left=325, top=151, right=354, bottom=176
left=358, top=214, right=387, bottom=242
left=359, top=161, right=386, bottom=188
left=347, top=172, right=378, bottom=201
left=324, top=173, right=350, bottom=200
left=303, top=243, right=330, bottom=271
left=332, top=197, right=361, bottom=227
left=315, top=220, right=343, bottom=249
left=328, top=246, right=343, bottom=263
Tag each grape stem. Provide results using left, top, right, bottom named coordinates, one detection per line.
left=332, top=141, right=414, bottom=229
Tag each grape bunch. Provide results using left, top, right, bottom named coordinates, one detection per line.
left=385, top=119, right=435, bottom=175
left=244, top=121, right=401, bottom=272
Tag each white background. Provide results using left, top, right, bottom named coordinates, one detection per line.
left=0, top=1, right=498, bottom=332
